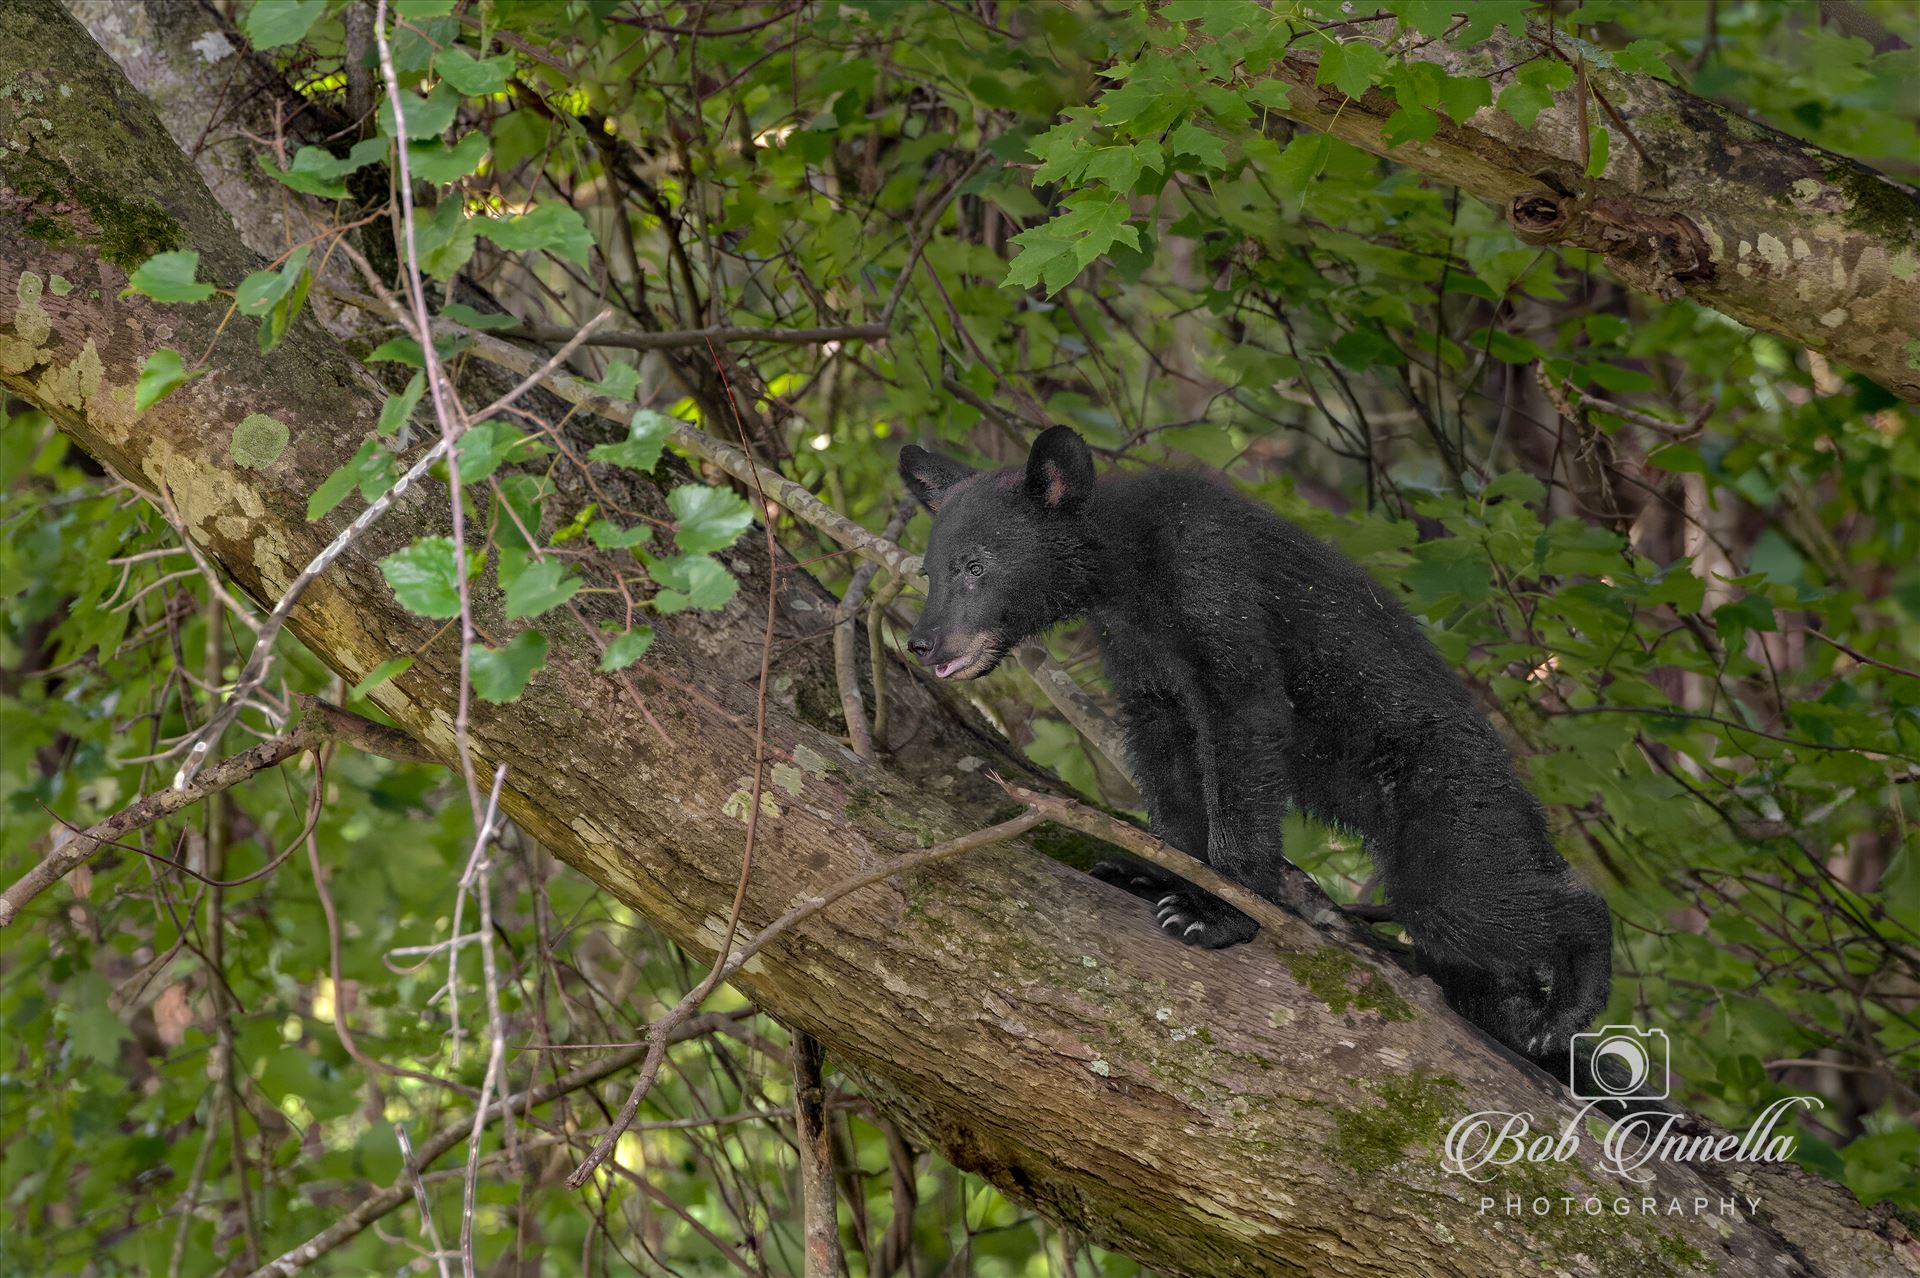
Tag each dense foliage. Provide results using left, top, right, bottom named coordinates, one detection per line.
left=3, top=1, right=1916, bottom=1274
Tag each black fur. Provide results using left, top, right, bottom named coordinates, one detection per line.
left=899, top=426, right=1613, bottom=1063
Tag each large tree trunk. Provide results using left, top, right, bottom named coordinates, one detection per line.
left=1267, top=28, right=1920, bottom=402
left=3, top=2, right=1915, bottom=1274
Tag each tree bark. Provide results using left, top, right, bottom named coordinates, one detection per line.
left=1270, top=28, right=1920, bottom=402
left=4, top=3, right=1916, bottom=1275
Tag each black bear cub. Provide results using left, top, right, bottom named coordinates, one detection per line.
left=899, top=426, right=1612, bottom=1062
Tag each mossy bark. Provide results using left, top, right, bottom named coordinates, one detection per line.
left=1268, top=29, right=1920, bottom=402
left=5, top=2, right=1916, bottom=1274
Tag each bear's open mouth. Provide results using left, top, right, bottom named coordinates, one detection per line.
left=931, top=634, right=1000, bottom=680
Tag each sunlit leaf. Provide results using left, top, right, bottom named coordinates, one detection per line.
left=121, top=251, right=213, bottom=303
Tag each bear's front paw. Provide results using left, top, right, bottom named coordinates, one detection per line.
left=1091, top=856, right=1179, bottom=901
left=1153, top=890, right=1258, bottom=949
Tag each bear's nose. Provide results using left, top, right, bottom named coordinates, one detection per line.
left=907, top=637, right=934, bottom=661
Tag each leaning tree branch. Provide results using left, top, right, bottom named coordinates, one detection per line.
left=1269, top=23, right=1920, bottom=400
left=6, top=5, right=1915, bottom=1274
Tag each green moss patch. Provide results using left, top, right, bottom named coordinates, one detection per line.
left=1284, top=945, right=1415, bottom=1020
left=1330, top=1071, right=1462, bottom=1173
left=5, top=148, right=183, bottom=270
left=1824, top=158, right=1920, bottom=242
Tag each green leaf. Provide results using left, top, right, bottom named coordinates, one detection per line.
left=408, top=132, right=489, bottom=184
left=236, top=245, right=311, bottom=316
left=415, top=199, right=478, bottom=282
left=648, top=552, right=738, bottom=613
left=586, top=360, right=644, bottom=402
left=1468, top=327, right=1543, bottom=364
left=1031, top=118, right=1096, bottom=184
left=378, top=373, right=426, bottom=437
left=440, top=301, right=518, bottom=330
left=309, top=438, right=390, bottom=520
left=1316, top=40, right=1386, bottom=100
left=1455, top=0, right=1534, bottom=43
left=668, top=484, right=754, bottom=555
left=1497, top=80, right=1556, bottom=129
left=436, top=46, right=516, bottom=96
left=259, top=138, right=387, bottom=198
left=1381, top=106, right=1439, bottom=147
left=367, top=337, right=426, bottom=367
left=379, top=536, right=463, bottom=618
left=477, top=203, right=595, bottom=266
left=550, top=501, right=597, bottom=545
left=1521, top=60, right=1576, bottom=92
left=1391, top=61, right=1446, bottom=109
left=348, top=656, right=413, bottom=700
left=469, top=629, right=547, bottom=701
left=587, top=409, right=676, bottom=473
left=1611, top=38, right=1678, bottom=83
left=1267, top=132, right=1332, bottom=209
left=588, top=518, right=653, bottom=550
left=1483, top=471, right=1546, bottom=504
left=599, top=626, right=655, bottom=672
left=1405, top=537, right=1491, bottom=608
left=493, top=473, right=551, bottom=551
left=1714, top=594, right=1778, bottom=643
left=379, top=81, right=462, bottom=140
left=1436, top=74, right=1493, bottom=124
left=503, top=557, right=581, bottom=619
left=456, top=420, right=540, bottom=482
left=1243, top=82, right=1292, bottom=113
left=1330, top=327, right=1407, bottom=370
left=1586, top=121, right=1611, bottom=178
left=243, top=0, right=325, bottom=49
left=257, top=259, right=312, bottom=354
left=1388, top=0, right=1459, bottom=37
left=134, top=348, right=192, bottom=412
left=1168, top=121, right=1228, bottom=170
left=395, top=0, right=456, bottom=16
left=121, top=250, right=214, bottom=303
left=1646, top=441, right=1708, bottom=475
left=1003, top=192, right=1138, bottom=295
left=367, top=329, right=471, bottom=368
left=59, top=976, right=130, bottom=1065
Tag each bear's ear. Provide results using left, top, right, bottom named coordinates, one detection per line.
left=899, top=446, right=977, bottom=513
left=1023, top=425, right=1094, bottom=514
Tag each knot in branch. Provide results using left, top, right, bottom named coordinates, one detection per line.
left=1506, top=190, right=1715, bottom=301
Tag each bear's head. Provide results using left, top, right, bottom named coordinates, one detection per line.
left=895, top=425, right=1098, bottom=680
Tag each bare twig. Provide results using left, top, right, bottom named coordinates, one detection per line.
left=468, top=310, right=615, bottom=422
left=242, top=1020, right=744, bottom=1278
left=1805, top=628, right=1920, bottom=682
left=867, top=575, right=906, bottom=752
left=374, top=0, right=483, bottom=845
left=394, top=1124, right=456, bottom=1278
left=565, top=808, right=1046, bottom=1188
left=458, top=766, right=511, bottom=1278
left=997, top=780, right=1374, bottom=946
left=568, top=344, right=794, bottom=1189
left=494, top=319, right=886, bottom=352
left=2, top=728, right=319, bottom=926
left=425, top=318, right=926, bottom=579
left=791, top=1031, right=845, bottom=1278
left=834, top=504, right=914, bottom=762
left=290, top=694, right=440, bottom=764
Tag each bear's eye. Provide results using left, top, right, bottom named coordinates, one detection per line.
left=966, top=561, right=984, bottom=579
